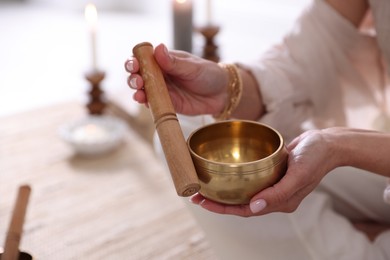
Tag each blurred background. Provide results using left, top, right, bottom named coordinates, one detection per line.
left=0, top=0, right=310, bottom=117
left=0, top=1, right=314, bottom=259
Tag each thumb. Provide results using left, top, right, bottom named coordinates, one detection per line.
left=154, top=43, right=173, bottom=72
left=154, top=43, right=196, bottom=77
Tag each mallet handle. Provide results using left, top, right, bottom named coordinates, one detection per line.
left=133, top=42, right=200, bottom=197
left=3, top=185, right=31, bottom=260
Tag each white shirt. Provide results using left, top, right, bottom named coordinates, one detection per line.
left=246, top=0, right=389, bottom=142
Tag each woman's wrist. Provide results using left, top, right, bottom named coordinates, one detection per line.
left=230, top=65, right=265, bottom=120
left=321, top=127, right=390, bottom=177
left=213, top=63, right=243, bottom=121
left=211, top=62, right=266, bottom=121
left=320, top=128, right=351, bottom=169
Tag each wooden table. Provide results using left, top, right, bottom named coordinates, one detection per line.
left=0, top=101, right=217, bottom=259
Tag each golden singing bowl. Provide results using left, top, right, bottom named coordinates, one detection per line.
left=187, top=120, right=288, bottom=205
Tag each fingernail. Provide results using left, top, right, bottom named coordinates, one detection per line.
left=129, top=77, right=138, bottom=89
left=250, top=199, right=267, bottom=213
left=125, top=60, right=134, bottom=71
left=162, top=45, right=172, bottom=61
left=162, top=44, right=169, bottom=55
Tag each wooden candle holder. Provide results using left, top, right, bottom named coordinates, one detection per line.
left=132, top=42, right=200, bottom=197
left=196, top=25, right=220, bottom=62
left=85, top=70, right=106, bottom=115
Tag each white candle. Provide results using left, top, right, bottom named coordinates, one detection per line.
left=85, top=3, right=98, bottom=70
left=206, top=0, right=212, bottom=25
left=173, top=0, right=193, bottom=52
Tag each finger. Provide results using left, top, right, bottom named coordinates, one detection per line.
left=189, top=193, right=206, bottom=204
left=133, top=90, right=147, bottom=104
left=251, top=185, right=313, bottom=216
left=287, top=131, right=311, bottom=151
left=286, top=135, right=301, bottom=151
left=154, top=43, right=174, bottom=72
left=127, top=74, right=144, bottom=90
left=190, top=193, right=254, bottom=217
left=249, top=167, right=306, bottom=214
left=196, top=198, right=253, bottom=217
left=287, top=130, right=319, bottom=151
left=154, top=43, right=198, bottom=77
left=124, top=58, right=139, bottom=73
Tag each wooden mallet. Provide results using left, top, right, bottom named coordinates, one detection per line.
left=132, top=42, right=200, bottom=197
left=2, top=185, right=31, bottom=260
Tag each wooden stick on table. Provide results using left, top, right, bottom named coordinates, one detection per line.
left=2, top=185, right=31, bottom=260
left=132, top=42, right=200, bottom=197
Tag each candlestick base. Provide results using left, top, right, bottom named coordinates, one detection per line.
left=196, top=25, right=220, bottom=62
left=85, top=70, right=106, bottom=115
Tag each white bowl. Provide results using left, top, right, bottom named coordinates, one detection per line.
left=59, top=115, right=127, bottom=156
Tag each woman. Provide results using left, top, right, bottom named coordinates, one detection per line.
left=125, top=0, right=390, bottom=258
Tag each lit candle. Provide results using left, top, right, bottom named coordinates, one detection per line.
left=85, top=3, right=98, bottom=70
left=173, top=0, right=193, bottom=53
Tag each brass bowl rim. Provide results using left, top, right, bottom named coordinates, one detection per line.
left=187, top=120, right=285, bottom=168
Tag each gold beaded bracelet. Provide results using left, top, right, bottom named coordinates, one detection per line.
left=213, top=63, right=243, bottom=121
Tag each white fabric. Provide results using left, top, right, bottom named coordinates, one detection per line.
left=156, top=0, right=390, bottom=259
left=243, top=0, right=384, bottom=143
left=319, top=168, right=390, bottom=224
left=369, top=0, right=390, bottom=209
left=370, top=0, right=390, bottom=76
left=181, top=192, right=387, bottom=260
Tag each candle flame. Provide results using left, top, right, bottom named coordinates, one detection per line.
left=85, top=3, right=98, bottom=25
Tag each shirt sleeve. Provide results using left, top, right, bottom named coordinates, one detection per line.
left=240, top=0, right=377, bottom=142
